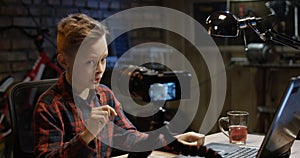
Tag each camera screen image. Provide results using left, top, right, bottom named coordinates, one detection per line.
left=149, top=82, right=176, bottom=101
left=116, top=64, right=191, bottom=103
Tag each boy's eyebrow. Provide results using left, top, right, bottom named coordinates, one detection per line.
left=95, top=48, right=108, bottom=61
left=100, top=48, right=108, bottom=57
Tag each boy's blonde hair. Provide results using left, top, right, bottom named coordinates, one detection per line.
left=57, top=13, right=108, bottom=58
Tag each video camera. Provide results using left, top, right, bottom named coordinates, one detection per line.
left=118, top=64, right=191, bottom=103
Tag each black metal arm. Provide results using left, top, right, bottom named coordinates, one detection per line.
left=264, top=29, right=300, bottom=50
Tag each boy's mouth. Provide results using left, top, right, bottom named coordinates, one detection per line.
left=94, top=76, right=101, bottom=84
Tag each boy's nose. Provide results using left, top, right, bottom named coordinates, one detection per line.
left=96, top=61, right=105, bottom=73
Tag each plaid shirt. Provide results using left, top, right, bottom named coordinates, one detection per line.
left=33, top=73, right=162, bottom=158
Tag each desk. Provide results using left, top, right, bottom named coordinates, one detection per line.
left=113, top=132, right=300, bottom=157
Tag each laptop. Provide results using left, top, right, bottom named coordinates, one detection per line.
left=204, top=76, right=300, bottom=158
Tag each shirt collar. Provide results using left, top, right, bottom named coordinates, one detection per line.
left=57, top=72, right=101, bottom=105
left=56, top=73, right=74, bottom=101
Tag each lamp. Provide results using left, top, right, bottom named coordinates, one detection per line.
left=206, top=11, right=239, bottom=37
left=206, top=10, right=300, bottom=50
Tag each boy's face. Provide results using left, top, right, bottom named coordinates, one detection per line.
left=71, top=36, right=108, bottom=92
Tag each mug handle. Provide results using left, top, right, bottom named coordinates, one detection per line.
left=218, top=117, right=229, bottom=137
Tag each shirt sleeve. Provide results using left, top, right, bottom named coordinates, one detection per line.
left=111, top=97, right=169, bottom=151
left=33, top=101, right=96, bottom=158
left=99, top=85, right=169, bottom=152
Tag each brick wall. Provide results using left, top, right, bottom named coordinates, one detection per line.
left=0, top=0, right=163, bottom=82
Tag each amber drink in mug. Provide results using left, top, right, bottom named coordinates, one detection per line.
left=218, top=111, right=249, bottom=145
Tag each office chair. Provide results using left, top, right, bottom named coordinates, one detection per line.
left=8, top=79, right=57, bottom=158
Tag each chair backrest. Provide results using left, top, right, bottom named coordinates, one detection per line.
left=8, top=79, right=57, bottom=158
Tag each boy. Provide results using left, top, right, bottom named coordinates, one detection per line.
left=33, top=13, right=204, bottom=158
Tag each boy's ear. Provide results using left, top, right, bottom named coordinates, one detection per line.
left=57, top=53, right=67, bottom=69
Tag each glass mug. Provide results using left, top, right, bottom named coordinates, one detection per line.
left=218, top=111, right=249, bottom=145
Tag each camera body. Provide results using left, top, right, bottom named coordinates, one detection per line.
left=126, top=65, right=191, bottom=102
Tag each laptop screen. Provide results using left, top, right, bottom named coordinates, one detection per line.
left=258, top=77, right=300, bottom=157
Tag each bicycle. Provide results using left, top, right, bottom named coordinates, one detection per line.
left=0, top=25, right=63, bottom=157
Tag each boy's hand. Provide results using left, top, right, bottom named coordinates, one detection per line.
left=81, top=105, right=117, bottom=144
left=175, top=131, right=205, bottom=146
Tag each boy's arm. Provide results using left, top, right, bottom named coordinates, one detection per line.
left=33, top=101, right=97, bottom=158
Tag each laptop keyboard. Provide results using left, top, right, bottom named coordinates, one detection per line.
left=222, top=146, right=258, bottom=158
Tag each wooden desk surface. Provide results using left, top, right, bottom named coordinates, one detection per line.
left=113, top=132, right=300, bottom=157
